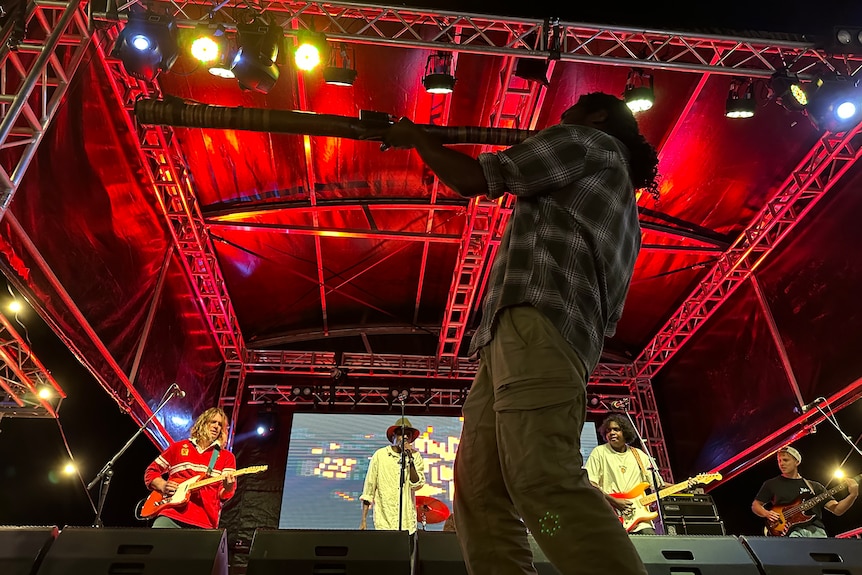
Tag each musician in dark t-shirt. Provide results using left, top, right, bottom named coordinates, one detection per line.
left=752, top=446, right=858, bottom=537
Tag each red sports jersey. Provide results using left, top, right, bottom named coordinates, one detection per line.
left=144, top=439, right=237, bottom=529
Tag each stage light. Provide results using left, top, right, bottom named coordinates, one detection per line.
left=624, top=69, right=654, bottom=113
left=726, top=78, right=756, bottom=119
left=62, top=462, right=77, bottom=475
left=422, top=52, right=456, bottom=94
left=38, top=387, right=52, bottom=400
left=834, top=468, right=846, bottom=479
left=829, top=26, right=862, bottom=54
left=8, top=299, right=21, bottom=313
left=208, top=39, right=237, bottom=79
left=771, top=69, right=808, bottom=111
left=323, top=43, right=357, bottom=86
left=514, top=58, right=550, bottom=86
left=190, top=24, right=228, bottom=65
left=256, top=406, right=278, bottom=438
left=232, top=20, right=284, bottom=94
left=301, top=386, right=313, bottom=396
left=804, top=76, right=862, bottom=132
left=294, top=31, right=326, bottom=72
left=112, top=11, right=179, bottom=82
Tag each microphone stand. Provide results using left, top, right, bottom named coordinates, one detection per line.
left=619, top=403, right=667, bottom=535
left=87, top=384, right=179, bottom=527
left=397, top=394, right=408, bottom=531
left=814, top=400, right=862, bottom=465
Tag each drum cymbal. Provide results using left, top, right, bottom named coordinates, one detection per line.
left=416, top=495, right=450, bottom=524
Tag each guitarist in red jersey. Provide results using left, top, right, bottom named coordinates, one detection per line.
left=586, top=414, right=667, bottom=535
left=752, top=445, right=858, bottom=537
left=144, top=407, right=237, bottom=528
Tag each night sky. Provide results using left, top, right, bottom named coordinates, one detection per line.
left=1, top=0, right=862, bottom=538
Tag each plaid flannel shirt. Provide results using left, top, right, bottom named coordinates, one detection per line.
left=469, top=124, right=641, bottom=375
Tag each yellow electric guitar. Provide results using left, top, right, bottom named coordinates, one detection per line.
left=141, top=465, right=268, bottom=518
left=610, top=472, right=722, bottom=532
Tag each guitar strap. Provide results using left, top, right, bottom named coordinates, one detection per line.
left=801, top=476, right=819, bottom=503
left=630, top=447, right=649, bottom=483
left=206, top=445, right=221, bottom=477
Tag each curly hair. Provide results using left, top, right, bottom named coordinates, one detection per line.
left=569, top=92, right=660, bottom=200
left=598, top=413, right=637, bottom=445
left=190, top=407, right=229, bottom=447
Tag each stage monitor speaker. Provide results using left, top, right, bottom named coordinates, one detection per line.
left=415, top=531, right=560, bottom=574
left=35, top=527, right=227, bottom=575
left=246, top=529, right=411, bottom=575
left=0, top=526, right=57, bottom=575
left=631, top=535, right=761, bottom=575
left=664, top=519, right=726, bottom=536
left=741, top=535, right=862, bottom=574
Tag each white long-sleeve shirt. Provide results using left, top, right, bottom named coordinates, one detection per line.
left=360, top=446, right=426, bottom=533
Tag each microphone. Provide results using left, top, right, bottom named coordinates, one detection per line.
left=609, top=398, right=630, bottom=410
left=168, top=383, right=186, bottom=398
left=798, top=397, right=826, bottom=413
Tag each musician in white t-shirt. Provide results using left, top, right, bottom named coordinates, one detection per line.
left=585, top=414, right=665, bottom=534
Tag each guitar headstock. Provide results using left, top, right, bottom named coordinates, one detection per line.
left=247, top=465, right=269, bottom=473
left=691, top=472, right=722, bottom=486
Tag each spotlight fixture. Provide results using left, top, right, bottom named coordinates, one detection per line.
left=231, top=20, right=284, bottom=94
left=112, top=11, right=179, bottom=81
left=514, top=58, right=550, bottom=86
left=189, top=23, right=228, bottom=65
left=256, top=406, right=278, bottom=438
left=513, top=20, right=561, bottom=87
left=294, top=31, right=327, bottom=72
left=323, top=43, right=357, bottom=86
left=829, top=26, right=862, bottom=55
left=770, top=69, right=808, bottom=112
left=624, top=69, right=654, bottom=113
left=804, top=76, right=862, bottom=132
left=422, top=51, right=456, bottom=94
left=725, top=78, right=756, bottom=119
left=208, top=41, right=237, bottom=79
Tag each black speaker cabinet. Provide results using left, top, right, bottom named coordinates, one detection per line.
left=0, top=526, right=57, bottom=575
left=631, top=536, right=761, bottom=575
left=664, top=519, right=726, bottom=536
left=741, top=535, right=862, bottom=574
left=246, top=529, right=411, bottom=575
left=660, top=495, right=720, bottom=520
left=415, top=531, right=559, bottom=575
left=36, top=527, right=227, bottom=575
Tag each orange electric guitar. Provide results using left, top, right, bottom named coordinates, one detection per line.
left=611, top=472, right=722, bottom=532
left=141, top=465, right=268, bottom=518
left=763, top=474, right=861, bottom=536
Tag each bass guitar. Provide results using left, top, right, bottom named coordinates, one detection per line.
left=764, top=474, right=861, bottom=536
left=611, top=472, right=722, bottom=532
left=141, top=465, right=268, bottom=518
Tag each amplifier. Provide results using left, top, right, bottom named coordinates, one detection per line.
left=660, top=494, right=720, bottom=520
left=665, top=519, right=726, bottom=536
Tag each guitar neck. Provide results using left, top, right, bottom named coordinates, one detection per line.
left=639, top=480, right=690, bottom=506
left=189, top=467, right=264, bottom=490
left=798, top=474, right=860, bottom=512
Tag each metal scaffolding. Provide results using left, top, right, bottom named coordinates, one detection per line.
left=105, top=1, right=862, bottom=78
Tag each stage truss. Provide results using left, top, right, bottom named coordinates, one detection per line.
left=0, top=1, right=861, bottom=483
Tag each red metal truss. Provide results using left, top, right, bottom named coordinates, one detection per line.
left=119, top=1, right=861, bottom=78
left=95, top=30, right=246, bottom=398
left=711, top=376, right=862, bottom=484
left=0, top=307, right=66, bottom=418
left=246, top=348, right=635, bottom=387
left=0, top=0, right=91, bottom=218
left=632, top=122, right=862, bottom=383
left=247, top=381, right=632, bottom=413
left=437, top=56, right=552, bottom=360
left=630, top=378, right=673, bottom=482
